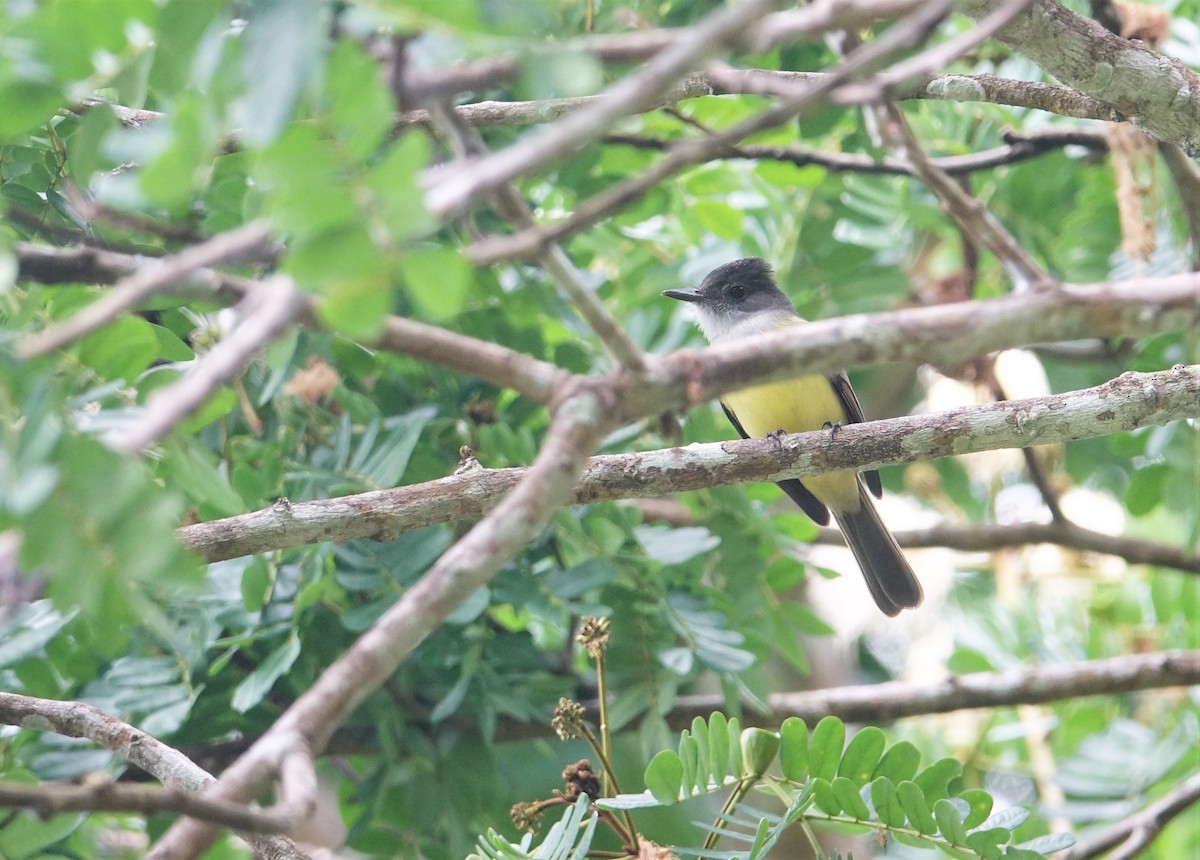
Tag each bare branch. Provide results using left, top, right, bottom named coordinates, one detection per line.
left=668, top=649, right=1200, bottom=730
left=815, top=520, right=1200, bottom=575
left=14, top=242, right=569, bottom=406
left=1158, top=142, right=1200, bottom=270
left=0, top=692, right=307, bottom=859
left=1065, top=773, right=1200, bottom=860
left=0, top=779, right=292, bottom=835
left=604, top=126, right=1109, bottom=177
left=877, top=103, right=1057, bottom=291
left=15, top=221, right=275, bottom=359
left=179, top=365, right=1200, bottom=564
left=108, top=276, right=305, bottom=454
left=959, top=0, right=1200, bottom=155
left=147, top=386, right=617, bottom=860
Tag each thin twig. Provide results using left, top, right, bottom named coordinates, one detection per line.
left=467, top=0, right=957, bottom=265
left=1064, top=773, right=1200, bottom=860
left=16, top=221, right=275, bottom=359
left=424, top=0, right=786, bottom=217
left=0, top=780, right=293, bottom=835
left=603, top=126, right=1109, bottom=177
left=877, top=103, right=1057, bottom=291
left=108, top=275, right=304, bottom=454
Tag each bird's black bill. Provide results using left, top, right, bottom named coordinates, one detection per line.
left=662, top=288, right=703, bottom=303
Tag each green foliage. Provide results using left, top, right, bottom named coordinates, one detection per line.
left=598, top=714, right=1073, bottom=859
left=0, top=0, right=1196, bottom=858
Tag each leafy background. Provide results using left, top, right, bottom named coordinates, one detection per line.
left=0, top=0, right=1198, bottom=858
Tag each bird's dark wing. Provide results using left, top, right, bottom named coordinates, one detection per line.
left=721, top=401, right=830, bottom=526
left=828, top=371, right=883, bottom=498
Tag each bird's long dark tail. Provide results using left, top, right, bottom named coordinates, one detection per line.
left=833, top=483, right=923, bottom=616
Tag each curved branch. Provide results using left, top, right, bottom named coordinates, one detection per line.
left=1064, top=773, right=1200, bottom=860
left=179, top=366, right=1200, bottom=563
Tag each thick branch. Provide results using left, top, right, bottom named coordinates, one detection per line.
left=960, top=0, right=1200, bottom=155
left=179, top=366, right=1200, bottom=563
left=644, top=275, right=1197, bottom=413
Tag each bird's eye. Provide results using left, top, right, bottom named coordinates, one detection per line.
left=727, top=284, right=745, bottom=300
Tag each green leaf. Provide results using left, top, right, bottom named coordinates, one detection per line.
left=966, top=827, right=1011, bottom=859
left=690, top=716, right=712, bottom=790
left=838, top=726, right=885, bottom=786
left=325, top=38, right=394, bottom=160
left=873, top=740, right=921, bottom=784
left=896, top=780, right=937, bottom=834
left=679, top=731, right=699, bottom=796
left=809, top=777, right=841, bottom=816
left=934, top=798, right=969, bottom=845
left=644, top=750, right=684, bottom=805
left=708, top=711, right=731, bottom=785
left=235, top=0, right=327, bottom=146
left=231, top=633, right=301, bottom=713
left=635, top=524, right=720, bottom=565
left=831, top=775, right=870, bottom=820
left=75, top=315, right=159, bottom=382
left=870, top=776, right=907, bottom=828
left=914, top=757, right=962, bottom=803
left=960, top=788, right=994, bottom=830
left=403, top=247, right=474, bottom=320
left=430, top=672, right=471, bottom=722
left=778, top=716, right=808, bottom=781
left=808, top=715, right=845, bottom=781
left=739, top=727, right=779, bottom=778
left=240, top=558, right=274, bottom=612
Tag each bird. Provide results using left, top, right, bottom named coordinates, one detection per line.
left=663, top=257, right=923, bottom=616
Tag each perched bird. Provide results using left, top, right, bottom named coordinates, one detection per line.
left=664, top=258, right=922, bottom=616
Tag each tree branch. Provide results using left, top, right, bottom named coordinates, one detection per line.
left=15, top=221, right=275, bottom=359
left=147, top=385, right=618, bottom=860
left=959, top=0, right=1200, bottom=155
left=0, top=779, right=293, bottom=835
left=178, top=365, right=1200, bottom=564
left=671, top=649, right=1200, bottom=729
left=603, top=126, right=1109, bottom=177
left=816, top=520, right=1200, bottom=575
left=0, top=692, right=307, bottom=858
left=14, top=241, right=569, bottom=407
left=108, top=276, right=305, bottom=455
left=424, top=0, right=786, bottom=217
left=1064, top=772, right=1200, bottom=860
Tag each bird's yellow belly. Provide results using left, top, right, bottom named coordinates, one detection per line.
left=723, top=374, right=861, bottom=512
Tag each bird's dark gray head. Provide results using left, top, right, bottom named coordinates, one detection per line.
left=663, top=258, right=796, bottom=342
